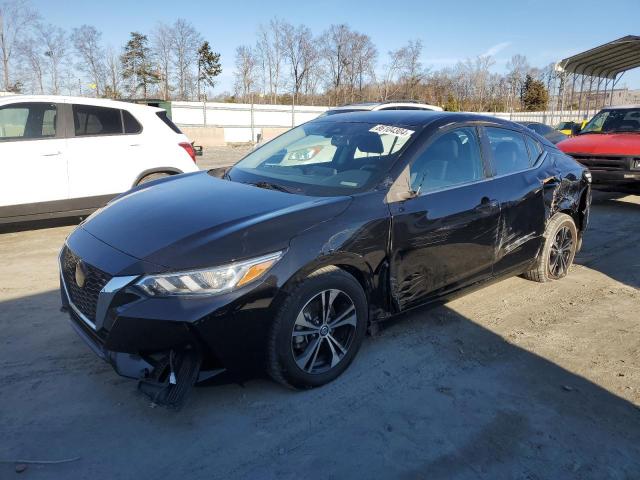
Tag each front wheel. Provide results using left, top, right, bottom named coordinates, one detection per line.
left=523, top=213, right=578, bottom=283
left=267, top=266, right=368, bottom=389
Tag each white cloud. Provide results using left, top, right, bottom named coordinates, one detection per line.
left=481, top=41, right=511, bottom=58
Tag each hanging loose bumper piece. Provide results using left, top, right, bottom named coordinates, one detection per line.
left=138, top=347, right=202, bottom=409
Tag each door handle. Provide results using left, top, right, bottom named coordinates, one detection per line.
left=41, top=151, right=61, bottom=157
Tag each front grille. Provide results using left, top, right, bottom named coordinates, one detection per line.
left=61, top=246, right=112, bottom=324
left=571, top=155, right=634, bottom=171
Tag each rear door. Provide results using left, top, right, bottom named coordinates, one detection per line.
left=65, top=103, right=139, bottom=203
left=480, top=126, right=547, bottom=275
left=0, top=101, right=68, bottom=210
left=388, top=125, right=500, bottom=310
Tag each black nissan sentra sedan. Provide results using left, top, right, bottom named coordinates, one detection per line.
left=59, top=111, right=591, bottom=405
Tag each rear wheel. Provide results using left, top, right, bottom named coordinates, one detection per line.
left=523, top=213, right=578, bottom=283
left=267, top=266, right=367, bottom=389
left=137, top=172, right=172, bottom=185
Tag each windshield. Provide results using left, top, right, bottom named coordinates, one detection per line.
left=228, top=121, right=417, bottom=196
left=581, top=108, right=640, bottom=134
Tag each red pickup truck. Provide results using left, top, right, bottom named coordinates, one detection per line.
left=557, top=105, right=640, bottom=191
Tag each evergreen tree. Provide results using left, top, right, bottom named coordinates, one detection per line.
left=121, top=32, right=159, bottom=98
left=520, top=74, right=549, bottom=111
left=197, top=41, right=222, bottom=100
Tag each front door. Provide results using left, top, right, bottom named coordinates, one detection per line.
left=0, top=102, right=68, bottom=211
left=388, top=126, right=500, bottom=310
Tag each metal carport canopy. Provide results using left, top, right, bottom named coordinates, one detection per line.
left=557, top=35, right=640, bottom=79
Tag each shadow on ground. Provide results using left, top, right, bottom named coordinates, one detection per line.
left=0, top=286, right=638, bottom=480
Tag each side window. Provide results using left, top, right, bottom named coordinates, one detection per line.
left=73, top=105, right=123, bottom=136
left=410, top=127, right=484, bottom=193
left=123, top=110, right=142, bottom=134
left=485, top=127, right=530, bottom=176
left=524, top=135, right=543, bottom=166
left=0, top=103, right=57, bottom=140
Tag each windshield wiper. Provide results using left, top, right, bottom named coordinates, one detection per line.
left=250, top=181, right=297, bottom=194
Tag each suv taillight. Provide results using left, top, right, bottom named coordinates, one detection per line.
left=179, top=142, right=197, bottom=163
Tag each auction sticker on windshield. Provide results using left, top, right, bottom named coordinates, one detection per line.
left=369, top=124, right=415, bottom=137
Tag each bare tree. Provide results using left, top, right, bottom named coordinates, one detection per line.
left=71, top=25, right=105, bottom=96
left=280, top=21, right=317, bottom=103
left=17, top=34, right=44, bottom=92
left=320, top=24, right=353, bottom=105
left=380, top=46, right=405, bottom=101
left=171, top=18, right=201, bottom=100
left=506, top=54, right=529, bottom=112
left=104, top=46, right=121, bottom=98
left=0, top=0, right=38, bottom=91
left=345, top=32, right=377, bottom=102
left=40, top=24, right=67, bottom=94
left=233, top=45, right=257, bottom=102
left=255, top=18, right=284, bottom=103
left=152, top=22, right=174, bottom=100
left=398, top=39, right=425, bottom=99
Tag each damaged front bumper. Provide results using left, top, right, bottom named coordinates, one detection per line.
left=59, top=227, right=280, bottom=406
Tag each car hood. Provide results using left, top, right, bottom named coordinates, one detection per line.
left=80, top=171, right=351, bottom=270
left=557, top=133, right=640, bottom=155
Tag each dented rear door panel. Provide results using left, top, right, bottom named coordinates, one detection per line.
left=388, top=182, right=500, bottom=311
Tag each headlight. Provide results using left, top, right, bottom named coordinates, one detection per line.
left=136, top=251, right=283, bottom=297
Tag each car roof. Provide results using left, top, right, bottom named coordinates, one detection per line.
left=312, top=110, right=528, bottom=129
left=0, top=94, right=163, bottom=112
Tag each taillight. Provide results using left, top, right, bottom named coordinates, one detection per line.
left=179, top=142, right=197, bottom=163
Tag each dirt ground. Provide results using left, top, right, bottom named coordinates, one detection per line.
left=0, top=188, right=639, bottom=479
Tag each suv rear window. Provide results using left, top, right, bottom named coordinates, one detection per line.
left=156, top=111, right=182, bottom=134
left=73, top=105, right=122, bottom=136
left=123, top=110, right=142, bottom=134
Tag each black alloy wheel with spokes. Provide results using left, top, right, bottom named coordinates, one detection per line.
left=523, top=212, right=578, bottom=283
left=549, top=225, right=574, bottom=278
left=267, top=266, right=367, bottom=389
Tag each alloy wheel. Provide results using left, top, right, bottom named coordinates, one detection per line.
left=291, top=289, right=357, bottom=375
left=549, top=225, right=574, bottom=278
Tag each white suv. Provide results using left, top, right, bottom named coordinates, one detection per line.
left=0, top=95, right=199, bottom=224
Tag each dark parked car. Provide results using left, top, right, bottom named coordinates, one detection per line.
left=518, top=121, right=568, bottom=144
left=59, top=111, right=591, bottom=405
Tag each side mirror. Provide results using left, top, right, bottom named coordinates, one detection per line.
left=385, top=166, right=421, bottom=203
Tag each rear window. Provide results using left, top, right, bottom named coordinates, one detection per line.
left=73, top=105, right=122, bottom=136
left=485, top=127, right=531, bottom=175
left=156, top=111, right=182, bottom=134
left=123, top=110, right=142, bottom=134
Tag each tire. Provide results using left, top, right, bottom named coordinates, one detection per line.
left=137, top=172, right=172, bottom=185
left=523, top=213, right=578, bottom=283
left=267, top=266, right=368, bottom=389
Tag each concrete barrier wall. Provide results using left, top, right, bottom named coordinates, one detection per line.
left=173, top=102, right=596, bottom=146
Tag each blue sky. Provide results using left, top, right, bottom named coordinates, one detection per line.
left=32, top=0, right=640, bottom=92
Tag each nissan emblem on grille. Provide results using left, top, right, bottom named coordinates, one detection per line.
left=75, top=261, right=88, bottom=288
